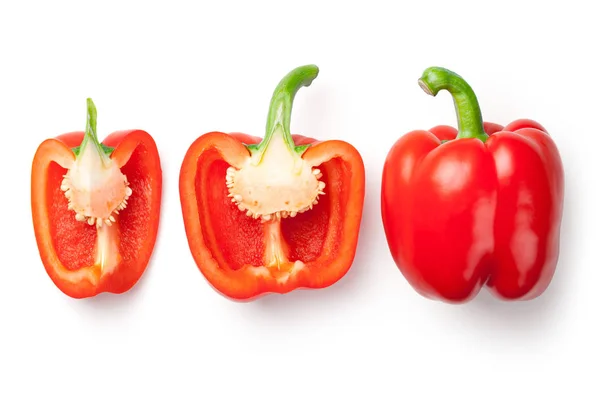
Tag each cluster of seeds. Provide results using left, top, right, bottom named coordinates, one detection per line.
left=226, top=166, right=325, bottom=222
left=61, top=175, right=132, bottom=228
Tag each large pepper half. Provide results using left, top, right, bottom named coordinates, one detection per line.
left=381, top=67, right=564, bottom=303
left=31, top=99, right=162, bottom=298
left=179, top=65, right=365, bottom=301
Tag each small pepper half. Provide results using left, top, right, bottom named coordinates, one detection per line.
left=381, top=67, right=564, bottom=303
left=31, top=99, right=162, bottom=298
left=179, top=65, right=365, bottom=300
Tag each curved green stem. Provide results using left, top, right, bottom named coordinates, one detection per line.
left=250, top=65, right=319, bottom=156
left=418, top=67, right=488, bottom=143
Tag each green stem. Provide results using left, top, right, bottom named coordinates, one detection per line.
left=250, top=65, right=319, bottom=156
left=418, top=67, right=488, bottom=143
left=73, top=98, right=113, bottom=159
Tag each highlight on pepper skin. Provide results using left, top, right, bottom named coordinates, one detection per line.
left=31, top=99, right=162, bottom=299
left=179, top=64, right=366, bottom=301
left=381, top=66, right=564, bottom=303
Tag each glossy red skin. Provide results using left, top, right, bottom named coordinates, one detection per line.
left=381, top=119, right=564, bottom=302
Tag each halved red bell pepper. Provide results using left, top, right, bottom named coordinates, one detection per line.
left=31, top=99, right=162, bottom=298
left=179, top=65, right=365, bottom=301
left=381, top=67, right=564, bottom=303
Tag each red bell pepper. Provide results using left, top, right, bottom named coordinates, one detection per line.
left=31, top=99, right=162, bottom=298
left=179, top=65, right=365, bottom=301
left=381, top=67, right=564, bottom=303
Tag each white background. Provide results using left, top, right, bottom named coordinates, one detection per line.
left=1, top=0, right=598, bottom=398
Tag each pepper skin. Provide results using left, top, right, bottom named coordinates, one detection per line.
left=179, top=65, right=365, bottom=301
left=381, top=67, right=564, bottom=303
left=31, top=99, right=162, bottom=298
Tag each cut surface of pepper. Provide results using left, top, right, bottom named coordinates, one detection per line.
left=381, top=67, right=564, bottom=303
left=31, top=99, right=162, bottom=298
left=179, top=65, right=365, bottom=300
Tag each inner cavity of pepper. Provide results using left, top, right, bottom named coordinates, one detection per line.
left=58, top=144, right=131, bottom=273
left=48, top=161, right=122, bottom=274
left=197, top=152, right=335, bottom=277
left=226, top=159, right=327, bottom=275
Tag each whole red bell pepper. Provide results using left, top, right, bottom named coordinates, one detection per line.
left=179, top=65, right=365, bottom=301
left=381, top=67, right=564, bottom=303
left=31, top=99, right=162, bottom=298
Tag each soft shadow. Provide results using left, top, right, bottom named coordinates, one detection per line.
left=244, top=187, right=378, bottom=318
left=435, top=171, right=577, bottom=340
left=63, top=168, right=169, bottom=316
left=63, top=258, right=154, bottom=319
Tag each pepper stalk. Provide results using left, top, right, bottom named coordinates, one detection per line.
left=60, top=98, right=132, bottom=228
left=418, top=67, right=489, bottom=143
